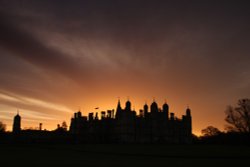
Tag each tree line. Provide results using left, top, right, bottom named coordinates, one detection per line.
left=199, top=98, right=250, bottom=145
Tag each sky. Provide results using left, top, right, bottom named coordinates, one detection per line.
left=0, top=0, right=250, bottom=135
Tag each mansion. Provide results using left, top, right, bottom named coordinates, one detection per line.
left=70, top=100, right=192, bottom=144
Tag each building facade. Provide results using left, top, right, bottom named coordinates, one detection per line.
left=70, top=100, right=192, bottom=144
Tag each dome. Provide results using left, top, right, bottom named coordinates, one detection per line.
left=125, top=100, right=131, bottom=111
left=126, top=100, right=131, bottom=106
left=163, top=102, right=169, bottom=113
left=150, top=101, right=158, bottom=113
left=163, top=103, right=169, bottom=109
left=151, top=101, right=158, bottom=108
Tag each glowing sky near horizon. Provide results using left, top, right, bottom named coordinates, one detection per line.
left=0, top=0, right=250, bottom=135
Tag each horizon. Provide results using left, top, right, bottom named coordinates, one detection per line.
left=1, top=0, right=250, bottom=136
left=3, top=98, right=193, bottom=132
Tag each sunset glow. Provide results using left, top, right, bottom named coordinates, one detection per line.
left=0, top=0, right=250, bottom=136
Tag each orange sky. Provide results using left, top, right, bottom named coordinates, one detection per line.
left=0, top=1, right=250, bottom=136
left=0, top=77, right=245, bottom=136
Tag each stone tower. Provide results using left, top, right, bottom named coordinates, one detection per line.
left=13, top=111, right=21, bottom=133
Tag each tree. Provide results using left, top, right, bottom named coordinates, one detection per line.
left=201, top=126, right=221, bottom=137
left=55, top=121, right=68, bottom=132
left=225, top=98, right=250, bottom=133
left=0, top=121, right=6, bottom=133
left=61, top=121, right=67, bottom=131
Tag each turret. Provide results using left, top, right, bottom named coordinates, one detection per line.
left=170, top=113, right=174, bottom=121
left=162, top=102, right=169, bottom=120
left=125, top=100, right=131, bottom=112
left=185, top=106, right=192, bottom=136
left=77, top=111, right=82, bottom=118
left=150, top=100, right=158, bottom=113
left=13, top=111, right=21, bottom=133
left=186, top=107, right=191, bottom=117
left=144, top=103, right=148, bottom=114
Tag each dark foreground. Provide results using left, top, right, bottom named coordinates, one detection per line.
left=0, top=144, right=250, bottom=166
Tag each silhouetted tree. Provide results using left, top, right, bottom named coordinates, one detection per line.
left=55, top=121, right=68, bottom=132
left=201, top=126, right=221, bottom=137
left=61, top=121, right=67, bottom=131
left=0, top=121, right=6, bottom=133
left=225, top=98, right=250, bottom=133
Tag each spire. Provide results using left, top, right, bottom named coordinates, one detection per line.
left=162, top=101, right=169, bottom=119
left=16, top=109, right=20, bottom=118
left=13, top=110, right=21, bottom=133
left=115, top=98, right=122, bottom=118
left=116, top=98, right=122, bottom=112
left=117, top=98, right=121, bottom=110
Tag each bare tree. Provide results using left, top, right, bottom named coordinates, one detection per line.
left=201, top=126, right=221, bottom=137
left=0, top=121, right=6, bottom=133
left=225, top=98, right=250, bottom=133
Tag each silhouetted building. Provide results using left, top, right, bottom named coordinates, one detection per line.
left=39, top=123, right=43, bottom=131
left=13, top=111, right=21, bottom=133
left=70, top=100, right=192, bottom=144
left=70, top=111, right=88, bottom=135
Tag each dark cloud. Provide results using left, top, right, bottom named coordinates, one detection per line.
left=1, top=0, right=250, bottom=93
left=0, top=12, right=94, bottom=84
left=0, top=0, right=249, bottom=87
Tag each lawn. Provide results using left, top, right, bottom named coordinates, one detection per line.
left=0, top=144, right=250, bottom=166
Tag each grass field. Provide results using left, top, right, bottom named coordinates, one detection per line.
left=0, top=144, right=250, bottom=166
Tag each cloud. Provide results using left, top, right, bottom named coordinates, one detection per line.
left=0, top=12, right=94, bottom=84
left=1, top=0, right=249, bottom=90
left=0, top=92, right=72, bottom=114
